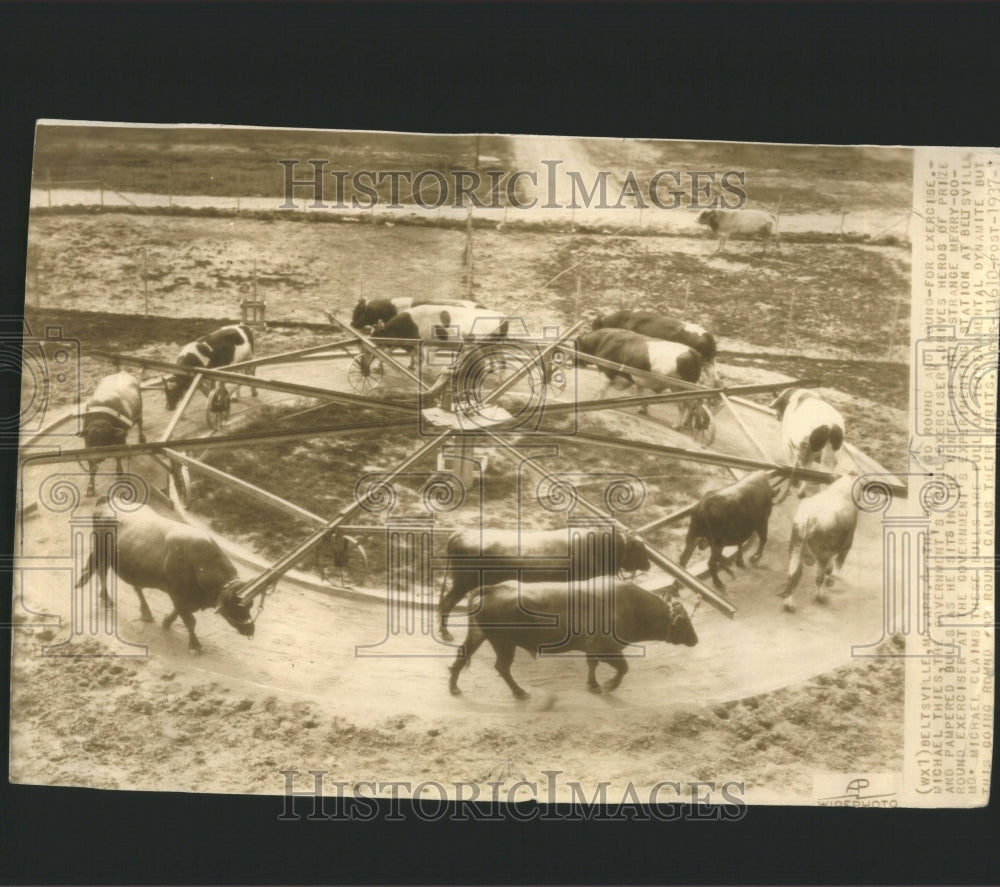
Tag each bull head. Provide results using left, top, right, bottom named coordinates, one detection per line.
left=620, top=534, right=651, bottom=576
left=665, top=599, right=698, bottom=647
left=163, top=374, right=186, bottom=411
left=215, top=579, right=255, bottom=638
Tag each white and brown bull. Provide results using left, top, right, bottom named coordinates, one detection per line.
left=677, top=470, right=775, bottom=590
left=576, top=328, right=704, bottom=422
left=437, top=526, right=651, bottom=641
left=771, top=388, right=847, bottom=498
left=591, top=309, right=720, bottom=387
left=80, top=372, right=146, bottom=496
left=76, top=503, right=255, bottom=652
left=778, top=475, right=859, bottom=611
left=164, top=323, right=257, bottom=411
left=697, top=208, right=778, bottom=253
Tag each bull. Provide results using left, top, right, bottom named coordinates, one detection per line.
left=76, top=504, right=255, bottom=652
left=437, top=526, right=651, bottom=641
left=771, top=388, right=846, bottom=498
left=80, top=371, right=146, bottom=496
left=591, top=310, right=720, bottom=387
left=778, top=475, right=859, bottom=611
left=448, top=580, right=698, bottom=698
left=576, top=328, right=703, bottom=420
left=164, top=323, right=257, bottom=411
left=697, top=208, right=778, bottom=253
left=677, top=470, right=774, bottom=590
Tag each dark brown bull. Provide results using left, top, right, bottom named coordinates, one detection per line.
left=76, top=504, right=255, bottom=652
left=448, top=580, right=698, bottom=698
left=678, top=471, right=774, bottom=590
left=437, top=527, right=651, bottom=641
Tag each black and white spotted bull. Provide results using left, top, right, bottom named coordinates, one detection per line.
left=576, top=328, right=703, bottom=420
left=448, top=580, right=697, bottom=698
left=164, top=323, right=257, bottom=411
left=437, top=527, right=651, bottom=641
left=778, top=475, right=859, bottom=611
left=349, top=297, right=485, bottom=332
left=591, top=309, right=720, bottom=386
left=361, top=305, right=509, bottom=372
left=75, top=503, right=255, bottom=652
left=80, top=372, right=146, bottom=496
left=771, top=388, right=846, bottom=498
left=697, top=209, right=778, bottom=253
left=678, top=471, right=774, bottom=590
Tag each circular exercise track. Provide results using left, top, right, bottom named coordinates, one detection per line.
left=18, top=324, right=899, bottom=714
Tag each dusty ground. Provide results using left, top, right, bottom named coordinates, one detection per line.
left=12, top=137, right=912, bottom=802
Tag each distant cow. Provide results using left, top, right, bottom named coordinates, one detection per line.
left=778, top=475, right=859, bottom=611
left=80, top=372, right=146, bottom=496
left=76, top=503, right=255, bottom=652
left=592, top=309, right=720, bottom=387
left=437, top=527, right=651, bottom=641
left=164, top=323, right=257, bottom=411
left=678, top=471, right=775, bottom=590
left=362, top=305, right=509, bottom=371
left=697, top=209, right=777, bottom=253
left=771, top=388, right=846, bottom=498
left=576, top=328, right=703, bottom=419
left=449, top=580, right=697, bottom=698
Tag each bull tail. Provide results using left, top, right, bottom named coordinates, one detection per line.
left=241, top=323, right=255, bottom=353
left=76, top=547, right=96, bottom=589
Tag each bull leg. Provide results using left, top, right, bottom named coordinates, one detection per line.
left=162, top=608, right=179, bottom=630
left=586, top=654, right=601, bottom=693
left=86, top=460, right=98, bottom=497
left=115, top=457, right=124, bottom=478
left=448, top=623, right=487, bottom=695
left=177, top=610, right=202, bottom=652
left=597, top=376, right=612, bottom=399
left=814, top=560, right=831, bottom=604
left=734, top=543, right=746, bottom=569
left=248, top=366, right=258, bottom=398
left=779, top=530, right=804, bottom=611
left=678, top=537, right=697, bottom=570
left=133, top=587, right=154, bottom=623
left=601, top=656, right=629, bottom=693
left=636, top=386, right=648, bottom=416
left=749, top=524, right=768, bottom=565
left=137, top=418, right=146, bottom=445
left=492, top=640, right=528, bottom=700
left=707, top=550, right=727, bottom=590
left=438, top=573, right=473, bottom=643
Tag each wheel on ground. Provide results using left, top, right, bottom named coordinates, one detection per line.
left=348, top=354, right=383, bottom=394
left=206, top=385, right=231, bottom=429
left=688, top=402, right=716, bottom=447
left=315, top=533, right=369, bottom=587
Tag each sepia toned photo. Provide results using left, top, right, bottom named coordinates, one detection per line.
left=8, top=122, right=995, bottom=809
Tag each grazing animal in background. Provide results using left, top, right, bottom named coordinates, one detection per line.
left=448, top=580, right=697, bottom=698
left=80, top=372, right=146, bottom=496
left=591, top=310, right=720, bottom=387
left=778, top=475, right=859, bottom=611
left=771, top=388, right=846, bottom=498
left=75, top=503, right=255, bottom=652
left=678, top=471, right=775, bottom=590
left=164, top=323, right=257, bottom=411
left=697, top=208, right=778, bottom=253
left=576, top=328, right=703, bottom=420
left=437, top=527, right=651, bottom=641
left=362, top=305, right=509, bottom=371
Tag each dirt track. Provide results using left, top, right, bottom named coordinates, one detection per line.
left=11, top=345, right=903, bottom=803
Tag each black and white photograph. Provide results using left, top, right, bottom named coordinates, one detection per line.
left=8, top=122, right=994, bottom=808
